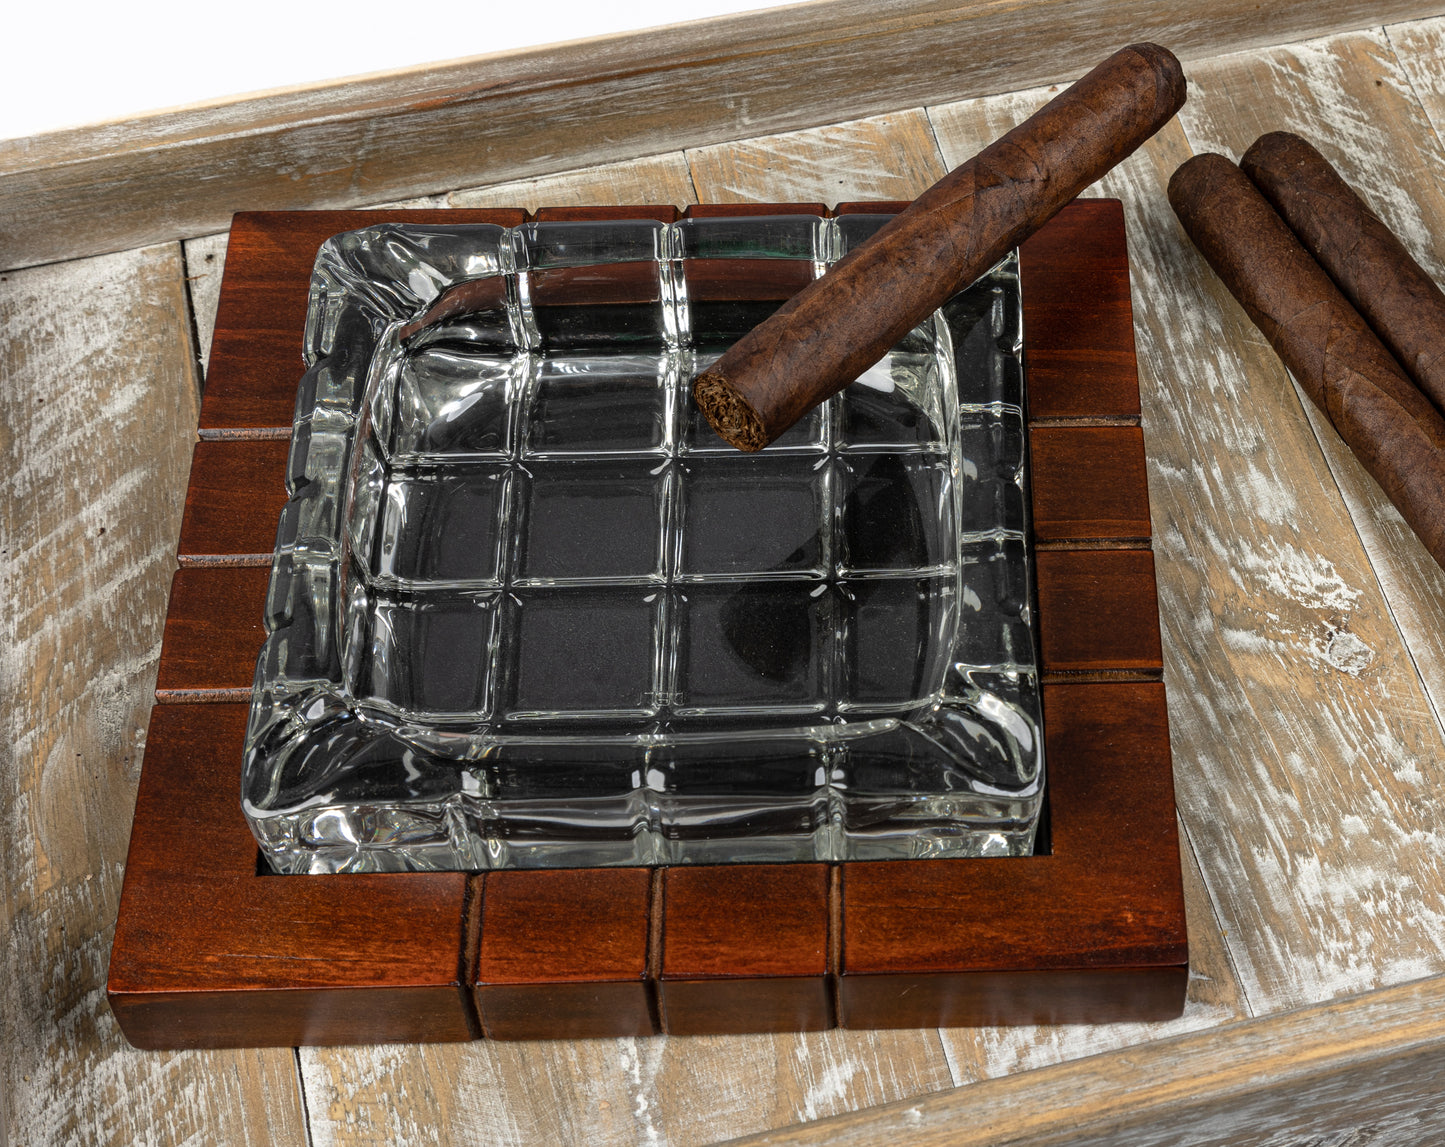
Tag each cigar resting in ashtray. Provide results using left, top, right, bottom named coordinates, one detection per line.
left=692, top=43, right=1187, bottom=451
left=1241, top=131, right=1445, bottom=418
left=1169, top=152, right=1445, bottom=569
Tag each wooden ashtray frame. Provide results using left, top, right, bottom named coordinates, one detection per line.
left=107, top=200, right=1186, bottom=1048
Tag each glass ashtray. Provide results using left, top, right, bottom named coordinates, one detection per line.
left=242, top=214, right=1044, bottom=873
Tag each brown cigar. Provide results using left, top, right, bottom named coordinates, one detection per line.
left=1241, top=131, right=1445, bottom=418
left=1168, top=152, right=1445, bottom=568
left=692, top=43, right=1187, bottom=452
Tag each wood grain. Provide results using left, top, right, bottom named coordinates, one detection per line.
left=448, top=153, right=697, bottom=212
left=0, top=245, right=305, bottom=1142
left=724, top=972, right=1445, bottom=1147
left=108, top=704, right=475, bottom=1049
left=660, top=865, right=832, bottom=1035
left=1029, top=427, right=1153, bottom=545
left=12, top=0, right=1437, bottom=273
left=1035, top=550, right=1164, bottom=677
left=686, top=110, right=945, bottom=205
left=153, top=566, right=268, bottom=697
left=183, top=232, right=229, bottom=376
left=1016, top=199, right=1142, bottom=423
left=1177, top=28, right=1445, bottom=766
left=933, top=82, right=1445, bottom=1025
left=177, top=439, right=290, bottom=564
left=475, top=868, right=654, bottom=1040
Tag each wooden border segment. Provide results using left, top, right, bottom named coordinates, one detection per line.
left=5, top=0, right=1441, bottom=272
left=1029, top=426, right=1152, bottom=545
left=111, top=197, right=1184, bottom=1046
left=474, top=868, right=655, bottom=1040
left=178, top=439, right=290, bottom=563
left=683, top=203, right=829, bottom=218
left=107, top=704, right=475, bottom=1048
left=659, top=864, right=833, bottom=1035
left=1035, top=550, right=1165, bottom=677
left=153, top=566, right=269, bottom=697
left=1019, top=198, right=1142, bottom=423
left=532, top=205, right=679, bottom=222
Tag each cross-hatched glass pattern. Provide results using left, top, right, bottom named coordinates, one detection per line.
left=245, top=217, right=1043, bottom=872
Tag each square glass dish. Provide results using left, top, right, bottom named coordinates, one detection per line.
left=242, top=214, right=1044, bottom=873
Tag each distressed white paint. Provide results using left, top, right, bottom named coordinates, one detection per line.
left=448, top=154, right=697, bottom=212
left=685, top=110, right=946, bottom=205
left=930, top=59, right=1445, bottom=1038
left=0, top=246, right=305, bottom=1144
left=1178, top=26, right=1445, bottom=740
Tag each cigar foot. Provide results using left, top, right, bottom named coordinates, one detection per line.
left=694, top=371, right=769, bottom=452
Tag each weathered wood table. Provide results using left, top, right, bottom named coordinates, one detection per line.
left=7, top=3, right=1445, bottom=1143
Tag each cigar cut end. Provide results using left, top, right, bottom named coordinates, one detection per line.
left=693, top=370, right=770, bottom=452
left=1122, top=42, right=1188, bottom=115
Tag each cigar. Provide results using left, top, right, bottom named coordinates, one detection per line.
left=1168, top=153, right=1445, bottom=568
left=692, top=42, right=1187, bottom=452
left=1240, top=131, right=1445, bottom=418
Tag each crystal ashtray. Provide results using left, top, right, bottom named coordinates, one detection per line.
left=242, top=214, right=1043, bottom=873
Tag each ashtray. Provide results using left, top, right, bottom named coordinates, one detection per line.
left=110, top=202, right=1185, bottom=1047
left=242, top=214, right=1044, bottom=872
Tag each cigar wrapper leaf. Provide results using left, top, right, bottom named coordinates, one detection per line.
left=692, top=42, right=1187, bottom=452
left=1168, top=152, right=1445, bottom=570
left=1240, top=130, right=1445, bottom=420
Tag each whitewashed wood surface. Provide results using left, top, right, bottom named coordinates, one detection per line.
left=0, top=246, right=307, bottom=1143
left=6, top=0, right=1443, bottom=272
left=10, top=14, right=1445, bottom=1147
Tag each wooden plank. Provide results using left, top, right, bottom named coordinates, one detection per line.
left=931, top=82, right=1445, bottom=1024
left=153, top=566, right=268, bottom=697
left=1016, top=199, right=1142, bottom=423
left=474, top=868, right=655, bottom=1040
left=1035, top=550, right=1164, bottom=677
left=183, top=232, right=228, bottom=376
left=0, top=244, right=305, bottom=1143
left=1177, top=28, right=1445, bottom=751
left=659, top=865, right=832, bottom=1035
left=6, top=2, right=1443, bottom=272
left=177, top=439, right=289, bottom=564
left=1389, top=15, right=1445, bottom=144
left=685, top=110, right=945, bottom=204
left=1029, top=427, right=1153, bottom=545
left=723, top=972, right=1445, bottom=1147
left=448, top=153, right=697, bottom=211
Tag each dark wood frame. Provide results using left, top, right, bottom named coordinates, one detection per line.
left=107, top=199, right=1186, bottom=1048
